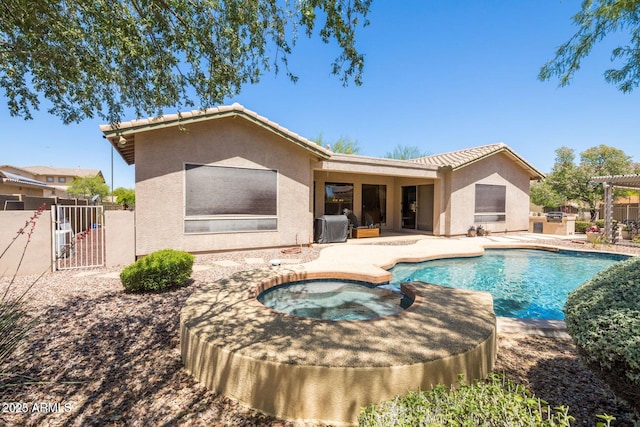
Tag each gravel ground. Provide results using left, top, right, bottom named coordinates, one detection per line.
left=1, top=239, right=639, bottom=426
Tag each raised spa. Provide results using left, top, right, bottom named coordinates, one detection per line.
left=180, top=267, right=496, bottom=425
left=257, top=279, right=413, bottom=320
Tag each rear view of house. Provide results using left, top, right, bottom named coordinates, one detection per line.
left=101, top=104, right=544, bottom=257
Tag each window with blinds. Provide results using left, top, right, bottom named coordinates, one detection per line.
left=474, top=184, right=506, bottom=222
left=184, top=163, right=277, bottom=233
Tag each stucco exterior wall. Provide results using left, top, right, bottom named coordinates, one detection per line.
left=0, top=183, right=52, bottom=197
left=134, top=118, right=319, bottom=256
left=105, top=210, right=136, bottom=267
left=445, top=154, right=532, bottom=236
left=0, top=211, right=52, bottom=277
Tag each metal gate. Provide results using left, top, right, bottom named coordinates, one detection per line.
left=52, top=205, right=105, bottom=270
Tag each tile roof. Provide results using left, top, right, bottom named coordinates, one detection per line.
left=327, top=153, right=438, bottom=170
left=100, top=103, right=332, bottom=165
left=411, top=143, right=544, bottom=179
left=21, top=166, right=102, bottom=178
left=99, top=104, right=543, bottom=180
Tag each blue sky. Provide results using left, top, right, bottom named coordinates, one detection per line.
left=2, top=1, right=639, bottom=190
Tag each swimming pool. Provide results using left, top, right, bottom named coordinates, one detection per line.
left=389, top=249, right=628, bottom=320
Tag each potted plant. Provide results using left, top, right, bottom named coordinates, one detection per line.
left=621, top=224, right=631, bottom=240
left=585, top=225, right=601, bottom=243
left=477, top=224, right=485, bottom=236
left=467, top=225, right=476, bottom=237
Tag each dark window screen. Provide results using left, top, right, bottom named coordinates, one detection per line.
left=185, top=164, right=277, bottom=216
left=475, top=184, right=506, bottom=213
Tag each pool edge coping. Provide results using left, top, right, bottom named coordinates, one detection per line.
left=497, top=317, right=570, bottom=338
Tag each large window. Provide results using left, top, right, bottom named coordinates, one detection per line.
left=324, top=183, right=353, bottom=215
left=184, top=163, right=277, bottom=233
left=474, top=184, right=506, bottom=222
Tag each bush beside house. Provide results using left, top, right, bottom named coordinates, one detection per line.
left=575, top=221, right=591, bottom=234
left=120, top=249, right=194, bottom=292
left=564, top=256, right=640, bottom=410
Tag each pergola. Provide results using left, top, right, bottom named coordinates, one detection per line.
left=591, top=174, right=640, bottom=239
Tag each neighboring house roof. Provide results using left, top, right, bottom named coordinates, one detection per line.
left=100, top=103, right=332, bottom=165
left=411, top=143, right=545, bottom=180
left=0, top=169, right=55, bottom=190
left=0, top=164, right=35, bottom=177
left=21, top=166, right=104, bottom=181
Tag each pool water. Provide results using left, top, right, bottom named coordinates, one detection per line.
left=389, top=249, right=627, bottom=320
left=258, top=280, right=412, bottom=321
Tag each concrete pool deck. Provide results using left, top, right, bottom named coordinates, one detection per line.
left=181, top=233, right=586, bottom=424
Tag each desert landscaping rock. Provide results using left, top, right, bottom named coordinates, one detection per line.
left=1, top=241, right=638, bottom=426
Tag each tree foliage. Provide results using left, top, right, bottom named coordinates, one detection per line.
left=530, top=180, right=564, bottom=209
left=113, top=187, right=135, bottom=206
left=67, top=176, right=110, bottom=199
left=545, top=144, right=634, bottom=212
left=384, top=144, right=428, bottom=160
left=539, top=0, right=640, bottom=92
left=312, top=134, right=361, bottom=154
left=0, top=0, right=372, bottom=124
left=330, top=136, right=361, bottom=154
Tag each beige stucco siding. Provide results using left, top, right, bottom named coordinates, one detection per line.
left=0, top=211, right=52, bottom=276
left=0, top=183, right=52, bottom=197
left=134, top=117, right=318, bottom=256
left=446, top=154, right=531, bottom=236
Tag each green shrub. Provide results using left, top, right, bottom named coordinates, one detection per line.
left=358, top=374, right=575, bottom=426
left=564, top=256, right=640, bottom=410
left=120, top=249, right=194, bottom=292
left=595, top=219, right=606, bottom=229
left=575, top=221, right=591, bottom=233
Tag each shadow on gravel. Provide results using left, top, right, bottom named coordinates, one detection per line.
left=0, top=284, right=304, bottom=426
left=497, top=335, right=637, bottom=427
left=526, top=355, right=637, bottom=427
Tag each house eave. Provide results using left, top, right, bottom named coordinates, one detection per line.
left=100, top=104, right=331, bottom=165
left=317, top=153, right=440, bottom=178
